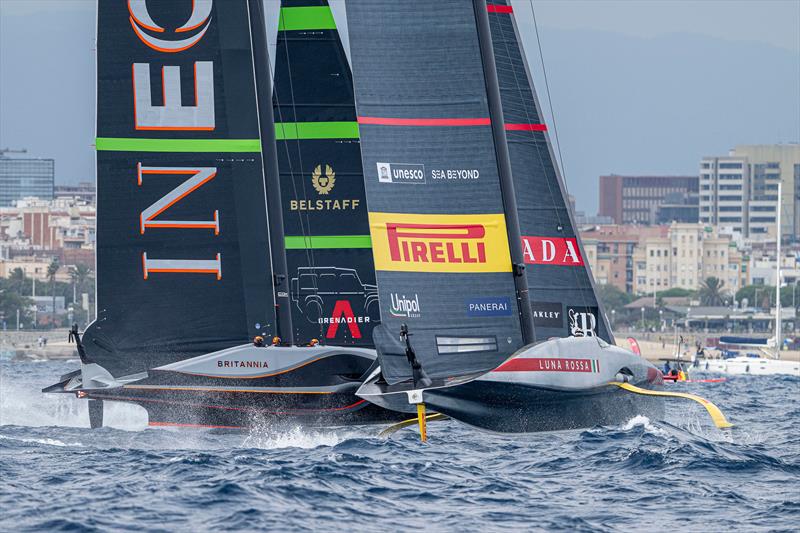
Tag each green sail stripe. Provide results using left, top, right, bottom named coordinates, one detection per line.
left=284, top=235, right=372, bottom=249
left=96, top=138, right=261, bottom=153
left=278, top=6, right=336, bottom=31
left=274, top=122, right=360, bottom=140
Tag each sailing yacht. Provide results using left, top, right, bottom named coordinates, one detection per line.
left=45, top=0, right=671, bottom=432
left=699, top=185, right=799, bottom=377
left=43, top=0, right=402, bottom=429
left=348, top=0, right=664, bottom=432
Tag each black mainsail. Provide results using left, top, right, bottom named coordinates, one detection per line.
left=90, top=0, right=278, bottom=376
left=487, top=1, right=613, bottom=343
left=272, top=0, right=378, bottom=347
left=345, top=0, right=532, bottom=386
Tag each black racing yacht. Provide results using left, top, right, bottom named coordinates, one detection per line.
left=345, top=0, right=666, bottom=433
left=44, top=0, right=400, bottom=429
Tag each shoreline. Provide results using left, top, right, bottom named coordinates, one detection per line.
left=3, top=328, right=798, bottom=363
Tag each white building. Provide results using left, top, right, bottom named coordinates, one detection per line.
left=699, top=144, right=800, bottom=241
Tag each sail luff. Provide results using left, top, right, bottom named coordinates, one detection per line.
left=248, top=0, right=294, bottom=344
left=472, top=0, right=535, bottom=345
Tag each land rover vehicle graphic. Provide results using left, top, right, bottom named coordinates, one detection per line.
left=290, top=267, right=380, bottom=334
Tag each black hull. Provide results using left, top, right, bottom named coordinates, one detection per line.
left=423, top=380, right=664, bottom=433
left=46, top=344, right=407, bottom=430
left=87, top=386, right=405, bottom=429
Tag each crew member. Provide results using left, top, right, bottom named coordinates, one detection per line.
left=253, top=336, right=264, bottom=347
left=308, top=338, right=319, bottom=347
left=272, top=336, right=281, bottom=346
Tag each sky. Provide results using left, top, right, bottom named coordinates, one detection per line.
left=1, top=0, right=798, bottom=213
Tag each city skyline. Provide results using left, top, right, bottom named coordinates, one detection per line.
left=0, top=0, right=798, bottom=213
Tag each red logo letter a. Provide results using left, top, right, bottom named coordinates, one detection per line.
left=326, top=300, right=362, bottom=339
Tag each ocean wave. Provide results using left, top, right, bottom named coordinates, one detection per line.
left=1, top=359, right=798, bottom=531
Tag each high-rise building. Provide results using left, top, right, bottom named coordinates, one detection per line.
left=699, top=144, right=800, bottom=240
left=598, top=175, right=699, bottom=225
left=0, top=157, right=55, bottom=207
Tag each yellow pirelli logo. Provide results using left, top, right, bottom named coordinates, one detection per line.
left=369, top=212, right=512, bottom=273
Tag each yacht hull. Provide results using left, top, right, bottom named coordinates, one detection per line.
left=44, top=344, right=405, bottom=429
left=359, top=336, right=665, bottom=433
left=698, top=357, right=800, bottom=376
left=423, top=380, right=663, bottom=433
left=86, top=386, right=401, bottom=429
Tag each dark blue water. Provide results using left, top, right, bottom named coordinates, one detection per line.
left=1, top=359, right=798, bottom=532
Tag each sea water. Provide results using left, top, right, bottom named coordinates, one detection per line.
left=1, top=359, right=798, bottom=532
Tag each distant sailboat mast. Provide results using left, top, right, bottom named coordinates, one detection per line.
left=775, top=180, right=782, bottom=358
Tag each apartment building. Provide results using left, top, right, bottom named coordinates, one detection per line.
left=632, top=223, right=742, bottom=295
left=581, top=225, right=667, bottom=293
left=699, top=144, right=799, bottom=240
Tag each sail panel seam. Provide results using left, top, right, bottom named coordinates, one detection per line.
left=487, top=4, right=514, bottom=14
left=357, top=116, right=490, bottom=127
left=505, top=123, right=547, bottom=131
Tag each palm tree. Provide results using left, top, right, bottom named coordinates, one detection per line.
left=699, top=277, right=728, bottom=306
left=70, top=264, right=91, bottom=302
left=47, top=258, right=60, bottom=327
left=9, top=267, right=25, bottom=282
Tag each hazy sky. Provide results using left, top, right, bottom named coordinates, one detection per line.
left=1, top=0, right=798, bottom=212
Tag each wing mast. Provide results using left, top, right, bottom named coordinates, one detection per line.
left=473, top=0, right=535, bottom=344
left=248, top=0, right=294, bottom=344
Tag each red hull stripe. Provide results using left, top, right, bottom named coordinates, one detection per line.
left=494, top=359, right=545, bottom=372
left=505, top=123, right=548, bottom=131
left=357, top=116, right=490, bottom=127
left=487, top=4, right=513, bottom=14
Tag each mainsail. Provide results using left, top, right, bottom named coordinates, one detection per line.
left=272, top=0, right=378, bottom=347
left=487, top=1, right=613, bottom=343
left=345, top=0, right=531, bottom=385
left=91, top=0, right=278, bottom=376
